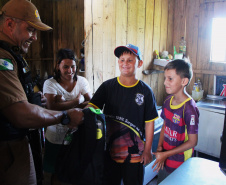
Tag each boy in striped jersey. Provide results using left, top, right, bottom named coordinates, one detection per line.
left=152, top=58, right=199, bottom=184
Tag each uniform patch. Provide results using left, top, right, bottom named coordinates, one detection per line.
left=135, top=93, right=144, bottom=105
left=190, top=115, right=195, bottom=125
left=172, top=113, right=180, bottom=124
left=0, top=59, right=13, bottom=71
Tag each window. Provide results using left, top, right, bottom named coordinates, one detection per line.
left=210, top=18, right=226, bottom=63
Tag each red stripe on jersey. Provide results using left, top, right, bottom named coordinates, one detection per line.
left=165, top=159, right=183, bottom=169
left=163, top=141, right=184, bottom=155
left=164, top=108, right=185, bottom=126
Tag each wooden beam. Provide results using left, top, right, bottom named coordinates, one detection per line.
left=194, top=69, right=226, bottom=76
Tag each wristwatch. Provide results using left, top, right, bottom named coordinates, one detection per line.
left=61, top=111, right=71, bottom=125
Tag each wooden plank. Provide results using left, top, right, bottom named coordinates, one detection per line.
left=102, top=0, right=116, bottom=81
left=153, top=0, right=162, bottom=54
left=196, top=2, right=214, bottom=97
left=115, top=0, right=127, bottom=76
left=173, top=0, right=186, bottom=52
left=160, top=0, right=168, bottom=52
left=208, top=74, right=215, bottom=94
left=204, top=0, right=226, bottom=3
left=157, top=0, right=168, bottom=105
left=167, top=0, right=175, bottom=55
left=152, top=0, right=162, bottom=99
left=136, top=0, right=145, bottom=81
left=194, top=69, right=226, bottom=75
left=196, top=3, right=213, bottom=71
left=186, top=0, right=200, bottom=94
left=92, top=0, right=104, bottom=92
left=143, top=0, right=154, bottom=85
left=127, top=0, right=145, bottom=81
left=202, top=74, right=210, bottom=97
left=84, top=0, right=94, bottom=92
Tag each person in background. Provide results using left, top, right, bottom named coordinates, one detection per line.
left=87, top=44, right=158, bottom=185
left=152, top=58, right=199, bottom=184
left=0, top=1, right=83, bottom=185
left=43, top=48, right=92, bottom=185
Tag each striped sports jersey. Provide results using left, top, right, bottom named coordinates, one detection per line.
left=161, top=95, right=199, bottom=173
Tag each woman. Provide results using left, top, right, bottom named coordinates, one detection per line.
left=42, top=48, right=92, bottom=185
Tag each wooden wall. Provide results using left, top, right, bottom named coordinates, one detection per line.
left=28, top=0, right=84, bottom=79
left=0, top=0, right=84, bottom=80
left=174, top=0, right=226, bottom=97
left=85, top=0, right=226, bottom=106
left=85, top=0, right=171, bottom=105
left=1, top=0, right=226, bottom=105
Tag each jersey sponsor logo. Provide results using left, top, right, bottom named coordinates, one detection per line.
left=190, top=115, right=195, bottom=125
left=135, top=93, right=144, bottom=106
left=172, top=113, right=180, bottom=124
left=165, top=127, right=177, bottom=141
left=0, top=59, right=13, bottom=70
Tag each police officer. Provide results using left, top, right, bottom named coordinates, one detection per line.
left=0, top=0, right=83, bottom=185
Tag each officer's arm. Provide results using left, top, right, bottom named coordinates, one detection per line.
left=1, top=100, right=83, bottom=128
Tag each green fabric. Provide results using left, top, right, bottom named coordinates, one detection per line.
left=89, top=107, right=102, bottom=114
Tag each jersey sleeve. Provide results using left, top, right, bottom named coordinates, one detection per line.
left=184, top=101, right=199, bottom=134
left=43, top=79, right=57, bottom=95
left=89, top=82, right=106, bottom=110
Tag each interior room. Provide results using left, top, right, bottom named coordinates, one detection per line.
left=0, top=0, right=226, bottom=185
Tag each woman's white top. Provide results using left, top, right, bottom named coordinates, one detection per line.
left=43, top=76, right=91, bottom=144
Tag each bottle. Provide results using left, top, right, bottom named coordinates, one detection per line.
left=193, top=83, right=199, bottom=92
left=197, top=78, right=202, bottom=91
left=179, top=37, right=186, bottom=58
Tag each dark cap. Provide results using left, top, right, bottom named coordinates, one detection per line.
left=0, top=0, right=52, bottom=31
left=114, top=44, right=142, bottom=60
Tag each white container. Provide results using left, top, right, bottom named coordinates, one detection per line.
left=192, top=90, right=204, bottom=101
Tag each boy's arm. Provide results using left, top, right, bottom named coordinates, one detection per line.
left=140, top=121, right=154, bottom=165
left=156, top=121, right=166, bottom=152
left=152, top=133, right=198, bottom=172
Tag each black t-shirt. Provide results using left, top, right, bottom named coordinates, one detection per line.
left=89, top=77, right=158, bottom=163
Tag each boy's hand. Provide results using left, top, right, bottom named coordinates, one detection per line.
left=140, top=150, right=153, bottom=165
left=152, top=151, right=168, bottom=172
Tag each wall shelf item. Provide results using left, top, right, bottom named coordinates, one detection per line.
left=153, top=59, right=172, bottom=67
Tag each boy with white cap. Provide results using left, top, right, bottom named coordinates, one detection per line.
left=88, top=44, right=158, bottom=185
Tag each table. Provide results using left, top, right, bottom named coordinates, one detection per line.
left=159, top=157, right=226, bottom=185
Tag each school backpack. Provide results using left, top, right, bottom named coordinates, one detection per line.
left=55, top=107, right=106, bottom=185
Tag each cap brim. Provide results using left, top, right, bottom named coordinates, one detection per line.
left=114, top=46, right=138, bottom=58
left=27, top=21, right=52, bottom=31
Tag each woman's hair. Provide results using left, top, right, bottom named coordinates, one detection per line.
left=54, top=48, right=78, bottom=82
left=164, top=58, right=193, bottom=86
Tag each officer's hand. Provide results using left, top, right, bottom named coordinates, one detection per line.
left=67, top=108, right=84, bottom=128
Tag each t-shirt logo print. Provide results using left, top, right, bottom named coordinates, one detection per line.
left=135, top=93, right=144, bottom=105
left=172, top=113, right=180, bottom=124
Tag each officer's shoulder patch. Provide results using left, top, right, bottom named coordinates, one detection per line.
left=0, top=58, right=14, bottom=71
